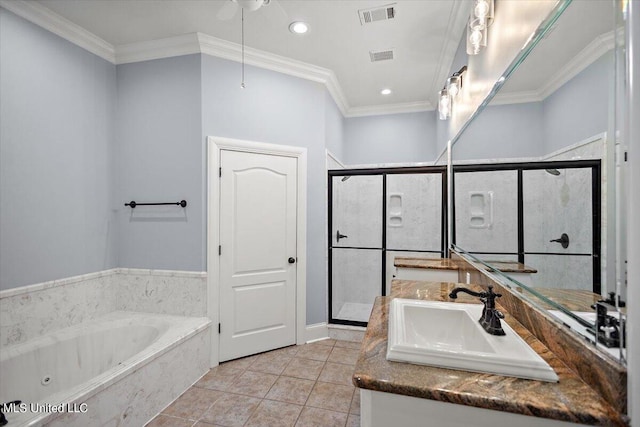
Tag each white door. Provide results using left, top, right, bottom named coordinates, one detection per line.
left=219, top=149, right=298, bottom=361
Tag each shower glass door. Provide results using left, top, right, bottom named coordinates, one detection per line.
left=522, top=167, right=599, bottom=292
left=330, top=175, right=383, bottom=324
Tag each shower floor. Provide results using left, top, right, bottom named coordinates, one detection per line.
left=336, top=302, right=373, bottom=323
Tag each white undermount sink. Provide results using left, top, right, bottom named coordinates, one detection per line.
left=386, top=299, right=559, bottom=382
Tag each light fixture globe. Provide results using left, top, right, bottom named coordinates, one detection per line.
left=474, top=0, right=490, bottom=22
left=380, top=88, right=392, bottom=95
left=438, top=89, right=451, bottom=120
left=237, top=0, right=265, bottom=12
left=446, top=76, right=461, bottom=98
left=289, top=21, right=309, bottom=34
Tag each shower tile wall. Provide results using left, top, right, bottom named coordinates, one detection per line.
left=524, top=254, right=592, bottom=290
left=546, top=137, right=609, bottom=294
left=386, top=174, right=442, bottom=251
left=523, top=169, right=593, bottom=254
left=454, top=170, right=518, bottom=254
left=523, top=168, right=594, bottom=291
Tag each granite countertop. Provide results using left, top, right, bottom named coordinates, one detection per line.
left=521, top=287, right=606, bottom=312
left=394, top=257, right=537, bottom=273
left=352, top=280, right=627, bottom=427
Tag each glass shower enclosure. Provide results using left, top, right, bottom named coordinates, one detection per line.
left=328, top=167, right=446, bottom=326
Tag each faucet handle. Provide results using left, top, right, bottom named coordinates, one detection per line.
left=486, top=285, right=502, bottom=298
left=495, top=310, right=504, bottom=319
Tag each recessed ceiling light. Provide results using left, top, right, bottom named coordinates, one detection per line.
left=381, top=88, right=392, bottom=95
left=289, top=21, right=309, bottom=34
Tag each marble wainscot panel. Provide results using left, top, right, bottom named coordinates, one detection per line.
left=353, top=281, right=628, bottom=427
left=0, top=271, right=116, bottom=348
left=115, top=269, right=207, bottom=317
left=452, top=253, right=627, bottom=416
left=0, top=269, right=208, bottom=348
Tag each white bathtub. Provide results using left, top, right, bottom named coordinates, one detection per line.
left=0, top=311, right=211, bottom=426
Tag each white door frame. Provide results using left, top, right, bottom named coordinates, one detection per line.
left=207, top=136, right=307, bottom=367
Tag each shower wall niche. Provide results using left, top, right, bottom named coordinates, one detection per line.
left=328, top=167, right=446, bottom=326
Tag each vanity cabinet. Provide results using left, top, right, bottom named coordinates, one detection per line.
left=361, top=389, right=588, bottom=427
left=353, top=281, right=627, bottom=427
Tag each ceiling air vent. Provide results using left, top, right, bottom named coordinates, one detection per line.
left=369, top=49, right=394, bottom=62
left=359, top=3, right=396, bottom=25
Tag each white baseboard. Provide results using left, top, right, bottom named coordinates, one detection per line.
left=305, top=322, right=329, bottom=343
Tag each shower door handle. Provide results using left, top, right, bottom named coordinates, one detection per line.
left=550, top=233, right=570, bottom=249
left=336, top=230, right=348, bottom=242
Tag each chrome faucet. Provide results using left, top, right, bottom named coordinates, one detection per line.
left=449, top=285, right=506, bottom=336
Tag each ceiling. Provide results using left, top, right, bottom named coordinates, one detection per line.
left=32, top=0, right=470, bottom=113
left=8, top=0, right=616, bottom=115
left=493, top=0, right=615, bottom=104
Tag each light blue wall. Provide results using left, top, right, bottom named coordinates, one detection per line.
left=325, top=92, right=345, bottom=161
left=450, top=51, right=612, bottom=161
left=0, top=8, right=117, bottom=290
left=543, top=51, right=612, bottom=153
left=201, top=55, right=328, bottom=325
left=115, top=55, right=204, bottom=271
left=452, top=102, right=545, bottom=160
left=344, top=111, right=437, bottom=164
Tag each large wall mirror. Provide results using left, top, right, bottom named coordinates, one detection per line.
left=447, top=0, right=627, bottom=364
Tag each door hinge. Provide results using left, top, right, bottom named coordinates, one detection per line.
left=219, top=167, right=222, bottom=177
left=218, top=323, right=221, bottom=334
left=218, top=245, right=221, bottom=255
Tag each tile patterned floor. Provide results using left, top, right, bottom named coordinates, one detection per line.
left=146, top=339, right=362, bottom=427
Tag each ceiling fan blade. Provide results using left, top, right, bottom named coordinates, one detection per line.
left=216, top=0, right=239, bottom=21
left=261, top=0, right=290, bottom=26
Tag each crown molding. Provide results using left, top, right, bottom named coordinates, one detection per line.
left=0, top=0, right=115, bottom=63
left=538, top=30, right=615, bottom=99
left=2, top=0, right=450, bottom=119
left=490, top=90, right=542, bottom=106
left=115, top=33, right=201, bottom=64
left=197, top=33, right=350, bottom=115
left=345, top=101, right=434, bottom=118
left=492, top=30, right=615, bottom=106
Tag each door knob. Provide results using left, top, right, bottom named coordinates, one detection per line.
left=550, top=233, right=570, bottom=249
left=336, top=230, right=348, bottom=242
left=288, top=257, right=296, bottom=264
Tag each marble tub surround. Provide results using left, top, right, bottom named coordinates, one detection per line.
left=115, top=269, right=207, bottom=317
left=48, top=326, right=211, bottom=427
left=0, top=268, right=207, bottom=348
left=0, top=271, right=117, bottom=348
left=394, top=256, right=537, bottom=273
left=353, top=281, right=628, bottom=426
left=452, top=253, right=627, bottom=416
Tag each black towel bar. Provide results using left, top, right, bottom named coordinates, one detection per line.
left=125, top=200, right=187, bottom=208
